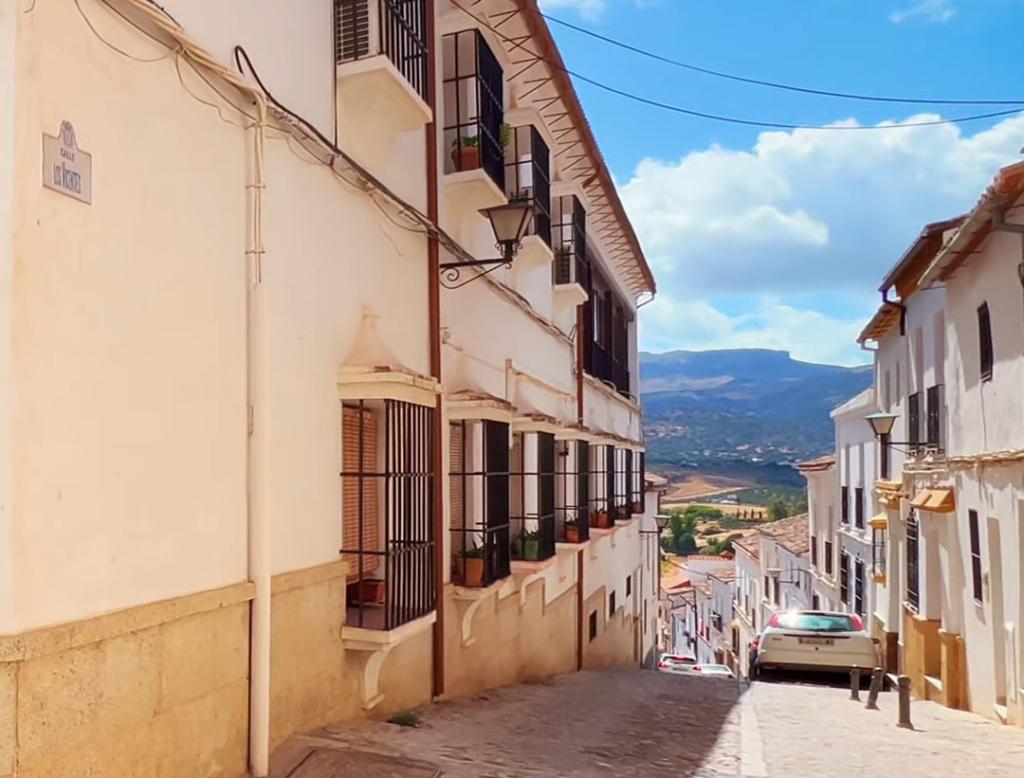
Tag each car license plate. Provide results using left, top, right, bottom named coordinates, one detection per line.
left=799, top=637, right=834, bottom=646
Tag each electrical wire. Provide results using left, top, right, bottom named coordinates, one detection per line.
left=449, top=0, right=1023, bottom=130
left=73, top=0, right=173, bottom=63
left=542, top=12, right=1024, bottom=107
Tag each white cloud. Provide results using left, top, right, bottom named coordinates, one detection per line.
left=890, top=0, right=957, bottom=23
left=625, top=111, right=1024, bottom=363
left=538, top=0, right=608, bottom=21
left=639, top=294, right=871, bottom=366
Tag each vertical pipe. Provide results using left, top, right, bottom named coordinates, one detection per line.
left=424, top=0, right=445, bottom=699
left=576, top=548, right=585, bottom=671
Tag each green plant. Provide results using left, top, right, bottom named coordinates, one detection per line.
left=387, top=710, right=421, bottom=728
left=452, top=134, right=480, bottom=149
left=499, top=122, right=512, bottom=148
left=461, top=543, right=485, bottom=558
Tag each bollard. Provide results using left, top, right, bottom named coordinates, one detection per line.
left=897, top=675, right=913, bottom=729
left=865, top=667, right=883, bottom=710
left=849, top=668, right=861, bottom=701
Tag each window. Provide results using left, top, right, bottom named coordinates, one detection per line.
left=906, top=509, right=920, bottom=611
left=612, top=448, right=632, bottom=521
left=855, top=487, right=865, bottom=529
left=969, top=509, right=983, bottom=602
left=926, top=385, right=943, bottom=450
left=449, top=419, right=511, bottom=588
left=841, top=486, right=849, bottom=524
left=341, top=399, right=435, bottom=630
left=556, top=439, right=590, bottom=544
left=609, top=591, right=617, bottom=618
left=824, top=540, right=834, bottom=575
left=504, top=126, right=550, bottom=246
left=589, top=611, right=598, bottom=641
left=588, top=443, right=611, bottom=527
left=510, top=431, right=556, bottom=562
left=335, top=0, right=429, bottom=99
left=775, top=612, right=859, bottom=632
left=872, top=525, right=887, bottom=580
left=582, top=263, right=632, bottom=397
left=552, top=194, right=586, bottom=285
left=812, top=593, right=821, bottom=610
left=810, top=534, right=818, bottom=568
left=626, top=575, right=632, bottom=597
left=880, top=434, right=891, bottom=480
left=854, top=559, right=865, bottom=617
left=977, top=302, right=993, bottom=382
left=442, top=29, right=505, bottom=188
left=908, top=392, right=921, bottom=447
left=839, top=553, right=850, bottom=604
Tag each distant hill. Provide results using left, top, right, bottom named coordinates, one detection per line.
left=641, top=349, right=872, bottom=475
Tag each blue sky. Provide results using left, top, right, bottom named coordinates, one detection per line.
left=540, top=0, right=1024, bottom=364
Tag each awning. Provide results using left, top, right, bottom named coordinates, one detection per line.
left=868, top=514, right=888, bottom=530
left=909, top=488, right=956, bottom=514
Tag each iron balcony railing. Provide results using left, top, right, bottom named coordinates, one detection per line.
left=335, top=0, right=429, bottom=101
left=553, top=195, right=586, bottom=285
left=505, top=126, right=551, bottom=247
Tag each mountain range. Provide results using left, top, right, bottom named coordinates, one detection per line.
left=640, top=349, right=873, bottom=473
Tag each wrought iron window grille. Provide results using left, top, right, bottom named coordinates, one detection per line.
left=555, top=439, right=590, bottom=544
left=612, top=447, right=632, bottom=522
left=442, top=29, right=505, bottom=190
left=588, top=443, right=613, bottom=529
left=509, top=431, right=557, bottom=563
left=871, top=526, right=887, bottom=579
left=335, top=0, right=429, bottom=100
left=505, top=126, right=551, bottom=247
left=553, top=194, right=586, bottom=285
left=906, top=509, right=920, bottom=611
left=449, top=419, right=512, bottom=588
left=339, top=398, right=435, bottom=631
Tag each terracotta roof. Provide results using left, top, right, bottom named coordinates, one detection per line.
left=796, top=454, right=836, bottom=472
left=514, top=1, right=656, bottom=296
left=758, top=514, right=809, bottom=556
left=878, top=215, right=966, bottom=296
left=922, top=161, right=1024, bottom=285
left=732, top=534, right=760, bottom=560
left=707, top=566, right=738, bottom=583
left=645, top=472, right=669, bottom=488
left=681, top=554, right=735, bottom=563
left=693, top=581, right=712, bottom=596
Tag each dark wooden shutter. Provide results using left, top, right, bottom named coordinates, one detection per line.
left=978, top=302, right=993, bottom=381
left=335, top=0, right=370, bottom=62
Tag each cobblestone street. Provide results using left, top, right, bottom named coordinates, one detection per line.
left=271, top=669, right=1024, bottom=777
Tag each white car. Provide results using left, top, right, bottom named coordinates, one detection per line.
left=753, top=610, right=879, bottom=676
left=662, top=662, right=735, bottom=679
left=657, top=654, right=696, bottom=673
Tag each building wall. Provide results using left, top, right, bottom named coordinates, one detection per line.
left=7, top=0, right=250, bottom=632
left=0, top=583, right=252, bottom=778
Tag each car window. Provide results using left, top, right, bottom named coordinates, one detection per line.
left=776, top=613, right=856, bottom=632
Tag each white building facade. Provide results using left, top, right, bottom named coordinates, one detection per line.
left=0, top=2, right=660, bottom=775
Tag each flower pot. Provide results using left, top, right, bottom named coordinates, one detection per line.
left=591, top=510, right=611, bottom=529
left=461, top=556, right=485, bottom=587
left=451, top=145, right=480, bottom=171
left=523, top=539, right=540, bottom=561
left=565, top=524, right=582, bottom=544
left=347, top=579, right=385, bottom=604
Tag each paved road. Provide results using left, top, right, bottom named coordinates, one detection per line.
left=271, top=669, right=1024, bottom=777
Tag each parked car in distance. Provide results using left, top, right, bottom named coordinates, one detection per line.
left=692, top=664, right=735, bottom=679
left=658, top=654, right=696, bottom=672
left=753, top=610, right=879, bottom=677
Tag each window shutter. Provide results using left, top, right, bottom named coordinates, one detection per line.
left=342, top=405, right=380, bottom=578
left=977, top=302, right=993, bottom=381
left=336, top=0, right=371, bottom=62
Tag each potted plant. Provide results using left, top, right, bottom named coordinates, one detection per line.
left=458, top=544, right=485, bottom=587
left=347, top=578, right=385, bottom=604
left=565, top=519, right=582, bottom=544
left=591, top=509, right=611, bottom=529
left=451, top=134, right=480, bottom=171
left=499, top=122, right=512, bottom=149
left=521, top=529, right=541, bottom=561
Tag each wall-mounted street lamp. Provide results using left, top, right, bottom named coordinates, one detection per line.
left=865, top=411, right=918, bottom=454
left=440, top=199, right=533, bottom=289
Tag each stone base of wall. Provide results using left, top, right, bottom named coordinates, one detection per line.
left=0, top=583, right=253, bottom=778
left=269, top=559, right=433, bottom=752
left=901, top=606, right=942, bottom=700
left=938, top=629, right=967, bottom=710
left=445, top=575, right=579, bottom=699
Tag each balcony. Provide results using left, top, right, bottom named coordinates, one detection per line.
left=509, top=430, right=557, bottom=564
left=442, top=28, right=507, bottom=237
left=555, top=438, right=591, bottom=544
left=552, top=194, right=589, bottom=315
left=335, top=0, right=432, bottom=158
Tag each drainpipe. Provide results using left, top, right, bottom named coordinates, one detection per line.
left=575, top=304, right=586, bottom=671
left=424, top=0, right=445, bottom=699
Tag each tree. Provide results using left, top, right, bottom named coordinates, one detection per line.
left=666, top=509, right=699, bottom=555
left=768, top=499, right=789, bottom=521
